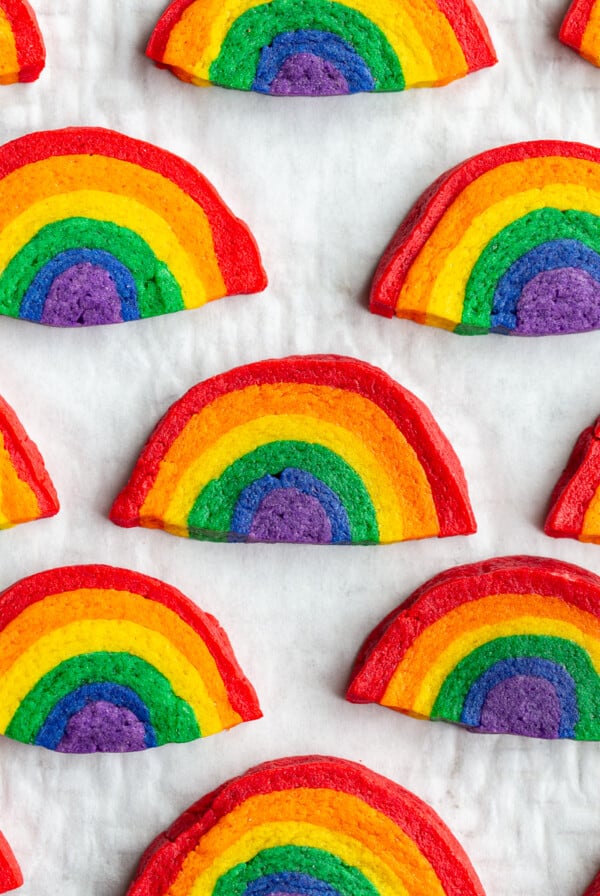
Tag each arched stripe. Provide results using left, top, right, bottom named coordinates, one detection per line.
left=6, top=652, right=199, bottom=746
left=460, top=656, right=579, bottom=736
left=19, top=247, right=140, bottom=322
left=35, top=681, right=157, bottom=749
left=189, top=441, right=378, bottom=543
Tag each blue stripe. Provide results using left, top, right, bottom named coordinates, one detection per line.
left=245, top=872, right=343, bottom=896
left=253, top=30, right=375, bottom=94
left=34, top=682, right=156, bottom=749
left=19, top=249, right=139, bottom=322
left=491, top=240, right=600, bottom=331
left=231, top=467, right=351, bottom=543
left=460, top=657, right=578, bottom=738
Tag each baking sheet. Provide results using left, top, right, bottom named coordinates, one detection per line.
left=2, top=0, right=600, bottom=893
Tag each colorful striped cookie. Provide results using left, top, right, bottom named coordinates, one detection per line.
left=347, top=556, right=600, bottom=740
left=0, top=832, right=21, bottom=893
left=584, top=869, right=600, bottom=895
left=146, top=0, right=496, bottom=95
left=126, top=755, right=486, bottom=896
left=0, top=1, right=44, bottom=84
left=0, top=394, right=58, bottom=529
left=560, top=0, right=600, bottom=67
left=0, top=128, right=266, bottom=327
left=371, top=140, right=600, bottom=335
left=0, top=565, right=261, bottom=752
left=110, top=355, right=476, bottom=545
left=545, top=417, right=600, bottom=543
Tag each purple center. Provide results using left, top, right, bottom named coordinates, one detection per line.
left=270, top=53, right=350, bottom=95
left=479, top=676, right=562, bottom=738
left=41, top=263, right=123, bottom=327
left=515, top=267, right=600, bottom=335
left=248, top=487, right=333, bottom=543
left=55, top=701, right=147, bottom=753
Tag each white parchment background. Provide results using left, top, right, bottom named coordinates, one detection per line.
left=1, top=0, right=600, bottom=893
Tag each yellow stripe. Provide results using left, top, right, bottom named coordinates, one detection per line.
left=168, top=789, right=445, bottom=896
left=0, top=9, right=19, bottom=83
left=381, top=594, right=600, bottom=715
left=0, top=588, right=240, bottom=728
left=581, top=1, right=600, bottom=65
left=0, top=620, right=224, bottom=734
left=0, top=431, right=40, bottom=528
left=145, top=414, right=437, bottom=543
left=422, top=184, right=600, bottom=326
left=162, top=0, right=470, bottom=86
left=0, top=190, right=216, bottom=309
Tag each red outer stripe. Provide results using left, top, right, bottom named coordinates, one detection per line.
left=0, top=564, right=262, bottom=722
left=584, top=870, right=600, bottom=896
left=560, top=0, right=596, bottom=51
left=0, top=127, right=266, bottom=296
left=545, top=418, right=600, bottom=538
left=435, top=0, right=497, bottom=71
left=109, top=355, right=476, bottom=538
left=0, top=0, right=45, bottom=82
left=347, top=556, right=600, bottom=703
left=0, top=831, right=22, bottom=893
left=146, top=0, right=198, bottom=63
left=370, top=139, right=600, bottom=317
left=0, top=394, right=58, bottom=519
left=126, top=755, right=486, bottom=896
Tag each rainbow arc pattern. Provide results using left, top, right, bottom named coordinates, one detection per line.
left=0, top=566, right=261, bottom=752
left=110, top=355, right=476, bottom=545
left=146, top=0, right=496, bottom=95
left=347, top=557, right=600, bottom=739
left=126, top=756, right=486, bottom=896
left=371, top=141, right=600, bottom=336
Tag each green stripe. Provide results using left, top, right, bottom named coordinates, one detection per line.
left=5, top=652, right=200, bottom=746
left=0, top=218, right=184, bottom=319
left=209, top=0, right=404, bottom=91
left=214, top=845, right=380, bottom=896
left=431, top=635, right=600, bottom=740
left=460, top=209, right=600, bottom=333
left=187, top=441, right=379, bottom=543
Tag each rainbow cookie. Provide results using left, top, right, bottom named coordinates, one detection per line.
left=560, top=0, right=600, bottom=67
left=0, top=1, right=44, bottom=84
left=0, top=394, right=58, bottom=528
left=0, top=127, right=266, bottom=327
left=146, top=0, right=496, bottom=96
left=126, top=754, right=486, bottom=896
left=347, top=556, right=600, bottom=740
left=545, top=416, right=600, bottom=543
left=0, top=832, right=21, bottom=893
left=584, top=870, right=600, bottom=896
left=110, top=355, right=476, bottom=545
left=0, top=565, right=261, bottom=752
left=371, top=140, right=600, bottom=335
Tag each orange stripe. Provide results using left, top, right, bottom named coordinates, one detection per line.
left=140, top=382, right=437, bottom=530
left=400, top=155, right=600, bottom=318
left=383, top=592, right=600, bottom=708
left=0, top=430, right=39, bottom=526
left=0, top=155, right=224, bottom=292
left=0, top=587, right=239, bottom=725
left=168, top=788, right=445, bottom=896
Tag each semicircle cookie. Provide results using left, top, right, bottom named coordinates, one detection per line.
left=545, top=416, right=600, bottom=543
left=126, top=755, right=486, bottom=896
left=347, top=556, right=600, bottom=740
left=0, top=832, right=22, bottom=893
left=110, top=354, right=476, bottom=545
left=0, top=393, right=58, bottom=528
left=0, top=127, right=266, bottom=327
left=370, top=140, right=600, bottom=335
left=146, top=0, right=496, bottom=95
left=0, top=1, right=45, bottom=83
left=0, top=565, right=261, bottom=753
left=560, top=0, right=600, bottom=67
